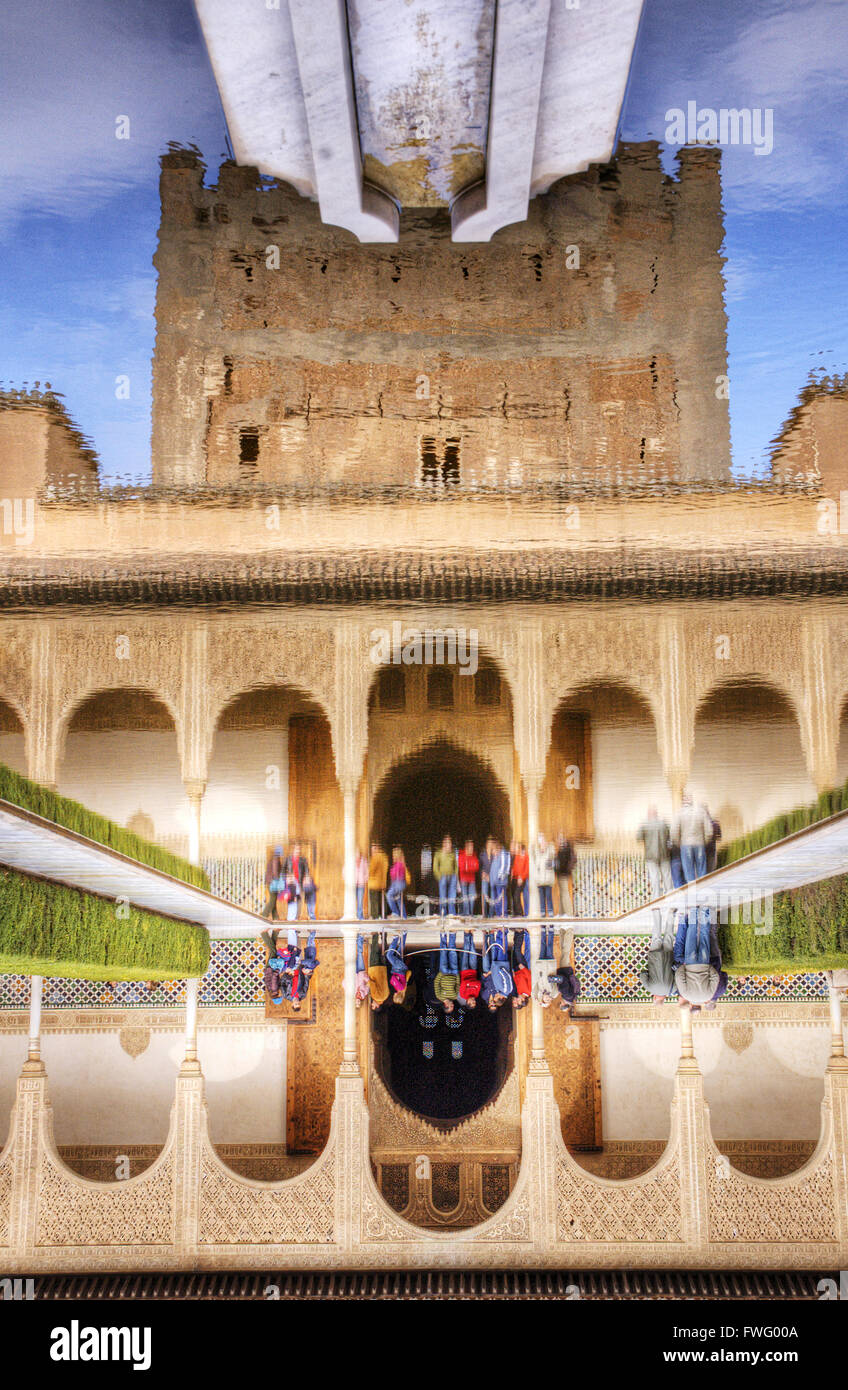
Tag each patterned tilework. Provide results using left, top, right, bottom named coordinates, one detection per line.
left=573, top=935, right=828, bottom=1003
left=0, top=936, right=827, bottom=1009
left=574, top=852, right=650, bottom=917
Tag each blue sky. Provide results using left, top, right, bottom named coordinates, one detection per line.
left=0, top=0, right=845, bottom=483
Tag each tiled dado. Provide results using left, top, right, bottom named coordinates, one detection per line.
left=0, top=935, right=830, bottom=1013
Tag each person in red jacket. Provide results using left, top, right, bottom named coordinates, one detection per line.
left=458, top=929, right=481, bottom=1008
left=458, top=840, right=479, bottom=916
left=511, top=928, right=532, bottom=1008
left=509, top=843, right=529, bottom=917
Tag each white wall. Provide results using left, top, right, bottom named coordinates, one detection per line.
left=590, top=718, right=815, bottom=840
left=58, top=731, right=186, bottom=840
left=600, top=1022, right=829, bottom=1142
left=204, top=729, right=288, bottom=838
left=0, top=1027, right=287, bottom=1149
left=55, top=728, right=289, bottom=844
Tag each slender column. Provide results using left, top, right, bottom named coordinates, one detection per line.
left=342, top=785, right=357, bottom=920
left=340, top=925, right=360, bottom=1073
left=526, top=782, right=541, bottom=918
left=184, top=780, right=205, bottom=866
left=800, top=616, right=838, bottom=794
left=27, top=623, right=58, bottom=788
left=526, top=925, right=546, bottom=1065
left=678, top=1000, right=697, bottom=1071
left=182, top=977, right=200, bottom=1074
left=27, top=975, right=44, bottom=1067
left=827, top=979, right=847, bottom=1072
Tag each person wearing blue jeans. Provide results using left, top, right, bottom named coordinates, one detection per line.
left=386, top=931, right=407, bottom=975
left=439, top=929, right=458, bottom=976
left=356, top=934, right=366, bottom=973
left=290, top=929, right=319, bottom=1011
left=386, top=877, right=406, bottom=917
left=481, top=929, right=513, bottom=1008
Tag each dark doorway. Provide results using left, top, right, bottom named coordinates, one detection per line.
left=373, top=949, right=513, bottom=1123
left=371, top=739, right=510, bottom=889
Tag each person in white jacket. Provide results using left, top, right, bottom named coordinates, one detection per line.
left=531, top=834, right=556, bottom=916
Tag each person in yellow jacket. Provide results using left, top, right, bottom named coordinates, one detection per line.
left=367, top=842, right=389, bottom=919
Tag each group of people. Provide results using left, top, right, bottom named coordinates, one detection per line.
left=358, top=833, right=577, bottom=920
left=355, top=925, right=581, bottom=1015
left=637, top=793, right=728, bottom=1009
left=261, top=842, right=319, bottom=921
left=261, top=926, right=320, bottom=1010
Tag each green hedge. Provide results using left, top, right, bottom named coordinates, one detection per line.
left=0, top=763, right=208, bottom=890
left=0, top=867, right=209, bottom=981
left=720, top=875, right=848, bottom=976
left=718, top=781, right=848, bottom=867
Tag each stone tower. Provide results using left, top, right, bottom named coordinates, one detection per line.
left=151, top=142, right=731, bottom=490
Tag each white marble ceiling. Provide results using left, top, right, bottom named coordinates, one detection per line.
left=193, top=0, right=645, bottom=242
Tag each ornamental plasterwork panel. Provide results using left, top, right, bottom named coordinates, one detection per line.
left=368, top=1063, right=521, bottom=1156
left=204, top=622, right=337, bottom=725
left=0, top=623, right=33, bottom=723
left=51, top=619, right=186, bottom=735
left=197, top=1137, right=336, bottom=1245
left=0, top=1150, right=12, bottom=1247
left=555, top=1146, right=684, bottom=1243
left=707, top=1149, right=837, bottom=1244
left=35, top=1150, right=175, bottom=1247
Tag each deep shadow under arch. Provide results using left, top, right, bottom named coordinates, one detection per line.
left=371, top=738, right=510, bottom=877
left=373, top=948, right=514, bottom=1124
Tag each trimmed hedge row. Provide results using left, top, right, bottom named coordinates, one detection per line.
left=718, top=782, right=848, bottom=867
left=716, top=781, right=848, bottom=974
left=0, top=867, right=209, bottom=981
left=720, top=876, right=848, bottom=976
left=0, top=762, right=208, bottom=890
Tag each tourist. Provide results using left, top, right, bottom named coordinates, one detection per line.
left=355, top=933, right=370, bottom=1007
left=458, top=839, right=479, bottom=916
left=386, top=929, right=412, bottom=1003
left=354, top=849, right=368, bottom=920
left=301, top=868, right=318, bottom=921
left=671, top=794, right=714, bottom=948
left=639, top=910, right=678, bottom=1003
left=511, top=927, right=532, bottom=1008
left=481, top=928, right=513, bottom=1009
left=433, top=834, right=458, bottom=916
left=434, top=929, right=460, bottom=1012
left=510, top=841, right=529, bottom=917
left=368, top=842, right=389, bottom=919
left=636, top=806, right=672, bottom=899
left=367, top=932, right=390, bottom=1010
left=554, top=832, right=576, bottom=915
left=260, top=845, right=285, bottom=919
left=290, top=929, right=320, bottom=1011
left=548, top=927, right=581, bottom=1014
left=458, top=929, right=481, bottom=1008
left=479, top=836, right=495, bottom=916
left=489, top=839, right=511, bottom=917
left=532, top=923, right=556, bottom=1007
left=705, top=807, right=722, bottom=874
left=532, top=833, right=556, bottom=916
left=386, top=845, right=411, bottom=917
left=673, top=914, right=728, bottom=1009
left=282, top=871, right=301, bottom=922
left=261, top=927, right=286, bottom=1003
left=671, top=794, right=712, bottom=885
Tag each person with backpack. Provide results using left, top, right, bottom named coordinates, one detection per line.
left=548, top=927, right=581, bottom=1014
left=481, top=928, right=514, bottom=1009
left=289, top=929, right=320, bottom=1012
left=637, top=807, right=672, bottom=899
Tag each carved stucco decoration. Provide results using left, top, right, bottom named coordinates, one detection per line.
left=707, top=1140, right=837, bottom=1244
left=555, top=1143, right=684, bottom=1244
left=722, top=1022, right=754, bottom=1055
left=0, top=1150, right=12, bottom=1247
left=118, top=1025, right=151, bottom=1059
left=197, top=1134, right=336, bottom=1246
left=368, top=1051, right=521, bottom=1157
left=36, top=1151, right=175, bottom=1247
